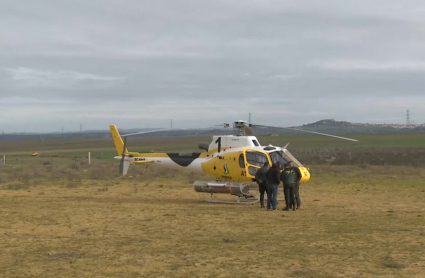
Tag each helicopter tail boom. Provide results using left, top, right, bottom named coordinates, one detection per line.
left=109, top=125, right=128, bottom=156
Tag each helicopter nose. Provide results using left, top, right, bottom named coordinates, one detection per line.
left=299, top=166, right=311, bottom=182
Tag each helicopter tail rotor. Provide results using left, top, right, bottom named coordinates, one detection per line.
left=119, top=159, right=130, bottom=176
left=119, top=136, right=130, bottom=175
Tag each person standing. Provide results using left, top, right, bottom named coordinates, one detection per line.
left=255, top=162, right=269, bottom=208
left=266, top=162, right=281, bottom=211
left=281, top=162, right=297, bottom=211
left=281, top=162, right=289, bottom=206
left=291, top=162, right=302, bottom=209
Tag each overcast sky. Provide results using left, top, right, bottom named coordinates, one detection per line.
left=1, top=0, right=425, bottom=133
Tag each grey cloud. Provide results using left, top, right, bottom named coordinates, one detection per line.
left=1, top=0, right=425, bottom=132
left=309, top=60, right=425, bottom=72
left=4, top=67, right=124, bottom=87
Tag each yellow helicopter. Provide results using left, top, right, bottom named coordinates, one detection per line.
left=109, top=120, right=357, bottom=204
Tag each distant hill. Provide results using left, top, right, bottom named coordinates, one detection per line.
left=1, top=119, right=424, bottom=142
left=248, top=119, right=423, bottom=136
left=297, top=119, right=425, bottom=135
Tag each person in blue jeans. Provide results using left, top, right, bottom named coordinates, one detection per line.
left=266, top=162, right=281, bottom=210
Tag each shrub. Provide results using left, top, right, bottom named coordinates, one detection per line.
left=89, top=164, right=117, bottom=180
left=66, top=181, right=81, bottom=188
left=49, top=167, right=64, bottom=180
left=19, top=171, right=33, bottom=184
left=66, top=170, right=82, bottom=181
left=30, top=166, right=44, bottom=179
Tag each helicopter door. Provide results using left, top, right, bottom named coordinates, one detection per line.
left=243, top=149, right=269, bottom=178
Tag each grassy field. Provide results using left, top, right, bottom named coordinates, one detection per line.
left=2, top=133, right=425, bottom=155
left=0, top=162, right=424, bottom=277
left=1, top=133, right=425, bottom=168
left=0, top=135, right=424, bottom=277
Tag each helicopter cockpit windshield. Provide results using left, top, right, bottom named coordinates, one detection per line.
left=269, top=149, right=303, bottom=168
left=244, top=149, right=304, bottom=177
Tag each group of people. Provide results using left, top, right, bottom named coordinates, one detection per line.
left=255, top=161, right=302, bottom=211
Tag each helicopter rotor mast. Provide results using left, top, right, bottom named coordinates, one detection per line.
left=222, top=120, right=253, bottom=136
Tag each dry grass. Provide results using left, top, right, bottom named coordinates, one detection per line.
left=0, top=164, right=424, bottom=277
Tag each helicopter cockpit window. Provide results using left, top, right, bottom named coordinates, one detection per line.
left=245, top=150, right=268, bottom=176
left=245, top=150, right=268, bottom=167
left=252, top=140, right=259, bottom=146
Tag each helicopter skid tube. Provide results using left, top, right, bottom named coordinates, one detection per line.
left=193, top=181, right=255, bottom=196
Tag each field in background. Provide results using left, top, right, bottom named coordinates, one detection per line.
left=1, top=133, right=425, bottom=167
left=1, top=133, right=425, bottom=153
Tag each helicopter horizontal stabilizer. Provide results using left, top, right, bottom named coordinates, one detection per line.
left=132, top=160, right=155, bottom=164
left=113, top=156, right=155, bottom=165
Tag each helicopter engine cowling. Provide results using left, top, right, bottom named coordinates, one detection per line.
left=193, top=181, right=255, bottom=196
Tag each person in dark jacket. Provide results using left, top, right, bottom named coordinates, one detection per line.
left=266, top=162, right=281, bottom=211
left=255, top=162, right=269, bottom=208
left=281, top=162, right=296, bottom=210
left=281, top=161, right=302, bottom=210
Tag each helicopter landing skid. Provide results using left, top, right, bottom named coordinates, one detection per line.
left=193, top=181, right=260, bottom=205
left=206, top=193, right=260, bottom=205
left=205, top=194, right=284, bottom=205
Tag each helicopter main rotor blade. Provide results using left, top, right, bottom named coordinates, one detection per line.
left=119, top=136, right=127, bottom=175
left=118, top=126, right=227, bottom=138
left=119, top=129, right=171, bottom=138
left=284, top=127, right=358, bottom=142
left=252, top=125, right=358, bottom=142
